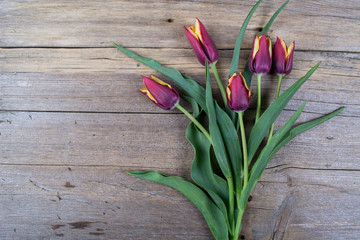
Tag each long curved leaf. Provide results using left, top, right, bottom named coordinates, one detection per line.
left=207, top=189, right=233, bottom=235
left=215, top=103, right=243, bottom=192
left=127, top=171, right=228, bottom=240
left=186, top=122, right=228, bottom=202
left=243, top=0, right=290, bottom=86
left=205, top=61, right=232, bottom=179
left=240, top=102, right=306, bottom=210
left=229, top=0, right=263, bottom=76
left=112, top=42, right=207, bottom=111
left=251, top=102, right=306, bottom=181
left=247, top=63, right=321, bottom=164
left=272, top=107, right=345, bottom=158
left=239, top=106, right=344, bottom=210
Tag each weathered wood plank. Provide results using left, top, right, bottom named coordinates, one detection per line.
left=0, top=165, right=359, bottom=239
left=0, top=0, right=359, bottom=51
left=1, top=48, right=358, bottom=116
left=0, top=1, right=359, bottom=239
left=1, top=111, right=359, bottom=171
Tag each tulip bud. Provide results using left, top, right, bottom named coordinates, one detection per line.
left=184, top=18, right=219, bottom=66
left=226, top=72, right=251, bottom=112
left=272, top=37, right=295, bottom=75
left=249, top=34, right=272, bottom=74
left=140, top=75, right=179, bottom=110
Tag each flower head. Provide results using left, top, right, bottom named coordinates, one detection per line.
left=140, top=75, right=179, bottom=110
left=249, top=34, right=272, bottom=74
left=226, top=72, right=251, bottom=112
left=272, top=37, right=295, bottom=75
left=184, top=18, right=219, bottom=66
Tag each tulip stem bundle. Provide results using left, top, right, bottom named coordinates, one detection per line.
left=114, top=0, right=345, bottom=239
left=211, top=63, right=228, bottom=106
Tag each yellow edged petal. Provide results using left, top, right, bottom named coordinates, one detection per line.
left=267, top=37, right=272, bottom=58
left=239, top=72, right=250, bottom=95
left=150, top=75, right=172, bottom=89
left=194, top=18, right=202, bottom=42
left=287, top=42, right=294, bottom=58
left=139, top=88, right=158, bottom=103
left=252, top=36, right=260, bottom=59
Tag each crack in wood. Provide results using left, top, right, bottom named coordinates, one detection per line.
left=29, top=179, right=52, bottom=191
left=271, top=195, right=295, bottom=240
left=306, top=183, right=360, bottom=196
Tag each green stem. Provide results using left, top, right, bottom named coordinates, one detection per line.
left=255, top=74, right=262, bottom=122
left=267, top=74, right=284, bottom=143
left=233, top=209, right=245, bottom=240
left=227, top=177, right=235, bottom=233
left=176, top=104, right=212, bottom=144
left=238, top=112, right=248, bottom=187
left=211, top=63, right=227, bottom=106
left=232, top=112, right=248, bottom=240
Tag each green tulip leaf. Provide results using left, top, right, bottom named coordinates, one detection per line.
left=186, top=122, right=232, bottom=233
left=240, top=102, right=306, bottom=210
left=112, top=42, right=207, bottom=111
left=215, top=103, right=243, bottom=192
left=186, top=122, right=229, bottom=202
left=247, top=62, right=320, bottom=164
left=239, top=105, right=344, bottom=211
left=229, top=0, right=264, bottom=76
left=207, top=189, right=233, bottom=235
left=127, top=170, right=228, bottom=240
left=272, top=107, right=345, bottom=159
left=243, top=0, right=290, bottom=86
left=205, top=61, right=232, bottom=179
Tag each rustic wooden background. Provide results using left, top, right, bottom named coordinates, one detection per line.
left=1, top=0, right=359, bottom=239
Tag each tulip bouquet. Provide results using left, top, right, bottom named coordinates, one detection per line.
left=113, top=0, right=344, bottom=239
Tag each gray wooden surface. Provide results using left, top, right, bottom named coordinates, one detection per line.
left=1, top=0, right=359, bottom=239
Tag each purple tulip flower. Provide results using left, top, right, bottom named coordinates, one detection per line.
left=249, top=34, right=272, bottom=74
left=184, top=18, right=219, bottom=66
left=226, top=72, right=251, bottom=112
left=272, top=37, right=295, bottom=75
left=140, top=75, right=179, bottom=110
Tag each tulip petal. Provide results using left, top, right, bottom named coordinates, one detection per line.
left=252, top=36, right=260, bottom=59
left=226, top=75, right=234, bottom=101
left=280, top=38, right=288, bottom=53
left=285, top=41, right=295, bottom=75
left=266, top=36, right=272, bottom=58
left=150, top=75, right=173, bottom=89
left=249, top=36, right=259, bottom=73
left=184, top=26, right=207, bottom=66
left=196, top=18, right=219, bottom=63
left=286, top=41, right=294, bottom=58
left=272, top=37, right=287, bottom=75
left=140, top=88, right=158, bottom=104
left=253, top=34, right=272, bottom=74
left=194, top=19, right=202, bottom=40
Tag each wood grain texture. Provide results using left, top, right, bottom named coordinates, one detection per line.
left=0, top=0, right=359, bottom=51
left=0, top=0, right=359, bottom=239
left=0, top=111, right=359, bottom=170
left=1, top=166, right=359, bottom=239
